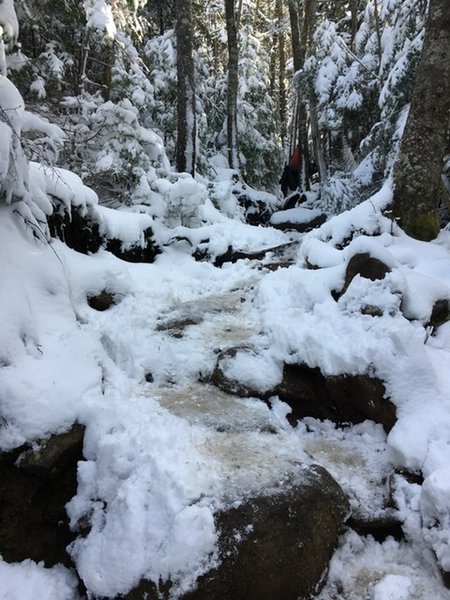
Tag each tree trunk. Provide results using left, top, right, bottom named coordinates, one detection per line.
left=276, top=0, right=286, bottom=144
left=350, top=0, right=359, bottom=49
left=373, top=0, right=383, bottom=78
left=225, top=0, right=239, bottom=169
left=288, top=0, right=301, bottom=73
left=310, top=97, right=327, bottom=183
left=288, top=0, right=316, bottom=190
left=288, top=0, right=305, bottom=185
left=176, top=0, right=196, bottom=176
left=392, top=0, right=450, bottom=241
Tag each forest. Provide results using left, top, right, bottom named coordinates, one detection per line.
left=0, top=0, right=450, bottom=599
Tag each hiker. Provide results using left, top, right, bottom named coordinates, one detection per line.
left=280, top=146, right=302, bottom=197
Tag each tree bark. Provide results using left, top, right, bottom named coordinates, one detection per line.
left=288, top=0, right=304, bottom=181
left=350, top=0, right=359, bottom=49
left=392, top=0, right=450, bottom=240
left=288, top=0, right=301, bottom=73
left=288, top=0, right=317, bottom=190
left=176, top=0, right=196, bottom=176
left=373, top=0, right=383, bottom=78
left=276, top=0, right=286, bottom=144
left=225, top=0, right=239, bottom=169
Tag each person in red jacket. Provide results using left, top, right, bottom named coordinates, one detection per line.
left=280, top=146, right=302, bottom=197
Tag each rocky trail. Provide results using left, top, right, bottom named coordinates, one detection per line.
left=2, top=222, right=450, bottom=600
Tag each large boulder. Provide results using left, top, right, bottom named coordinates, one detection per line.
left=270, top=207, right=327, bottom=233
left=48, top=205, right=160, bottom=263
left=16, top=423, right=84, bottom=481
left=184, top=466, right=349, bottom=600
left=340, top=252, right=391, bottom=296
left=325, top=374, right=396, bottom=433
left=211, top=347, right=264, bottom=398
left=212, top=351, right=397, bottom=432
left=276, top=364, right=340, bottom=424
left=0, top=423, right=84, bottom=566
left=277, top=365, right=396, bottom=433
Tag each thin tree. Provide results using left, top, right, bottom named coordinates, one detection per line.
left=349, top=0, right=359, bottom=49
left=392, top=0, right=450, bottom=240
left=288, top=0, right=319, bottom=190
left=276, top=0, right=287, bottom=144
left=176, top=0, right=196, bottom=175
left=288, top=0, right=308, bottom=189
left=225, top=0, right=239, bottom=169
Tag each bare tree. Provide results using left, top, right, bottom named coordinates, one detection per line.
left=225, top=0, right=239, bottom=169
left=288, top=0, right=319, bottom=190
left=176, top=0, right=196, bottom=175
left=349, top=0, right=359, bottom=49
left=276, top=0, right=287, bottom=144
left=392, top=0, right=450, bottom=240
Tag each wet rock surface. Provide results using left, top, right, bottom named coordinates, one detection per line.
left=348, top=510, right=404, bottom=542
left=324, top=374, right=396, bottom=433
left=276, top=364, right=340, bottom=424
left=278, top=366, right=396, bottom=432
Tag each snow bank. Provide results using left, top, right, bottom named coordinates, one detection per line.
left=0, top=559, right=78, bottom=600
left=0, top=207, right=102, bottom=448
left=270, top=206, right=324, bottom=226
left=29, top=162, right=98, bottom=214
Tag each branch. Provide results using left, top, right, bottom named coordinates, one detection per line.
left=336, top=38, right=382, bottom=82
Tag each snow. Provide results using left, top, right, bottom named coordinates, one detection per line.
left=2, top=154, right=450, bottom=598
left=373, top=575, right=412, bottom=600
left=0, top=74, right=25, bottom=132
left=0, top=560, right=78, bottom=600
left=270, top=206, right=325, bottom=226
left=317, top=530, right=446, bottom=600
left=29, top=163, right=98, bottom=212
left=95, top=205, right=154, bottom=248
left=84, top=0, right=116, bottom=38
left=0, top=0, right=19, bottom=52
